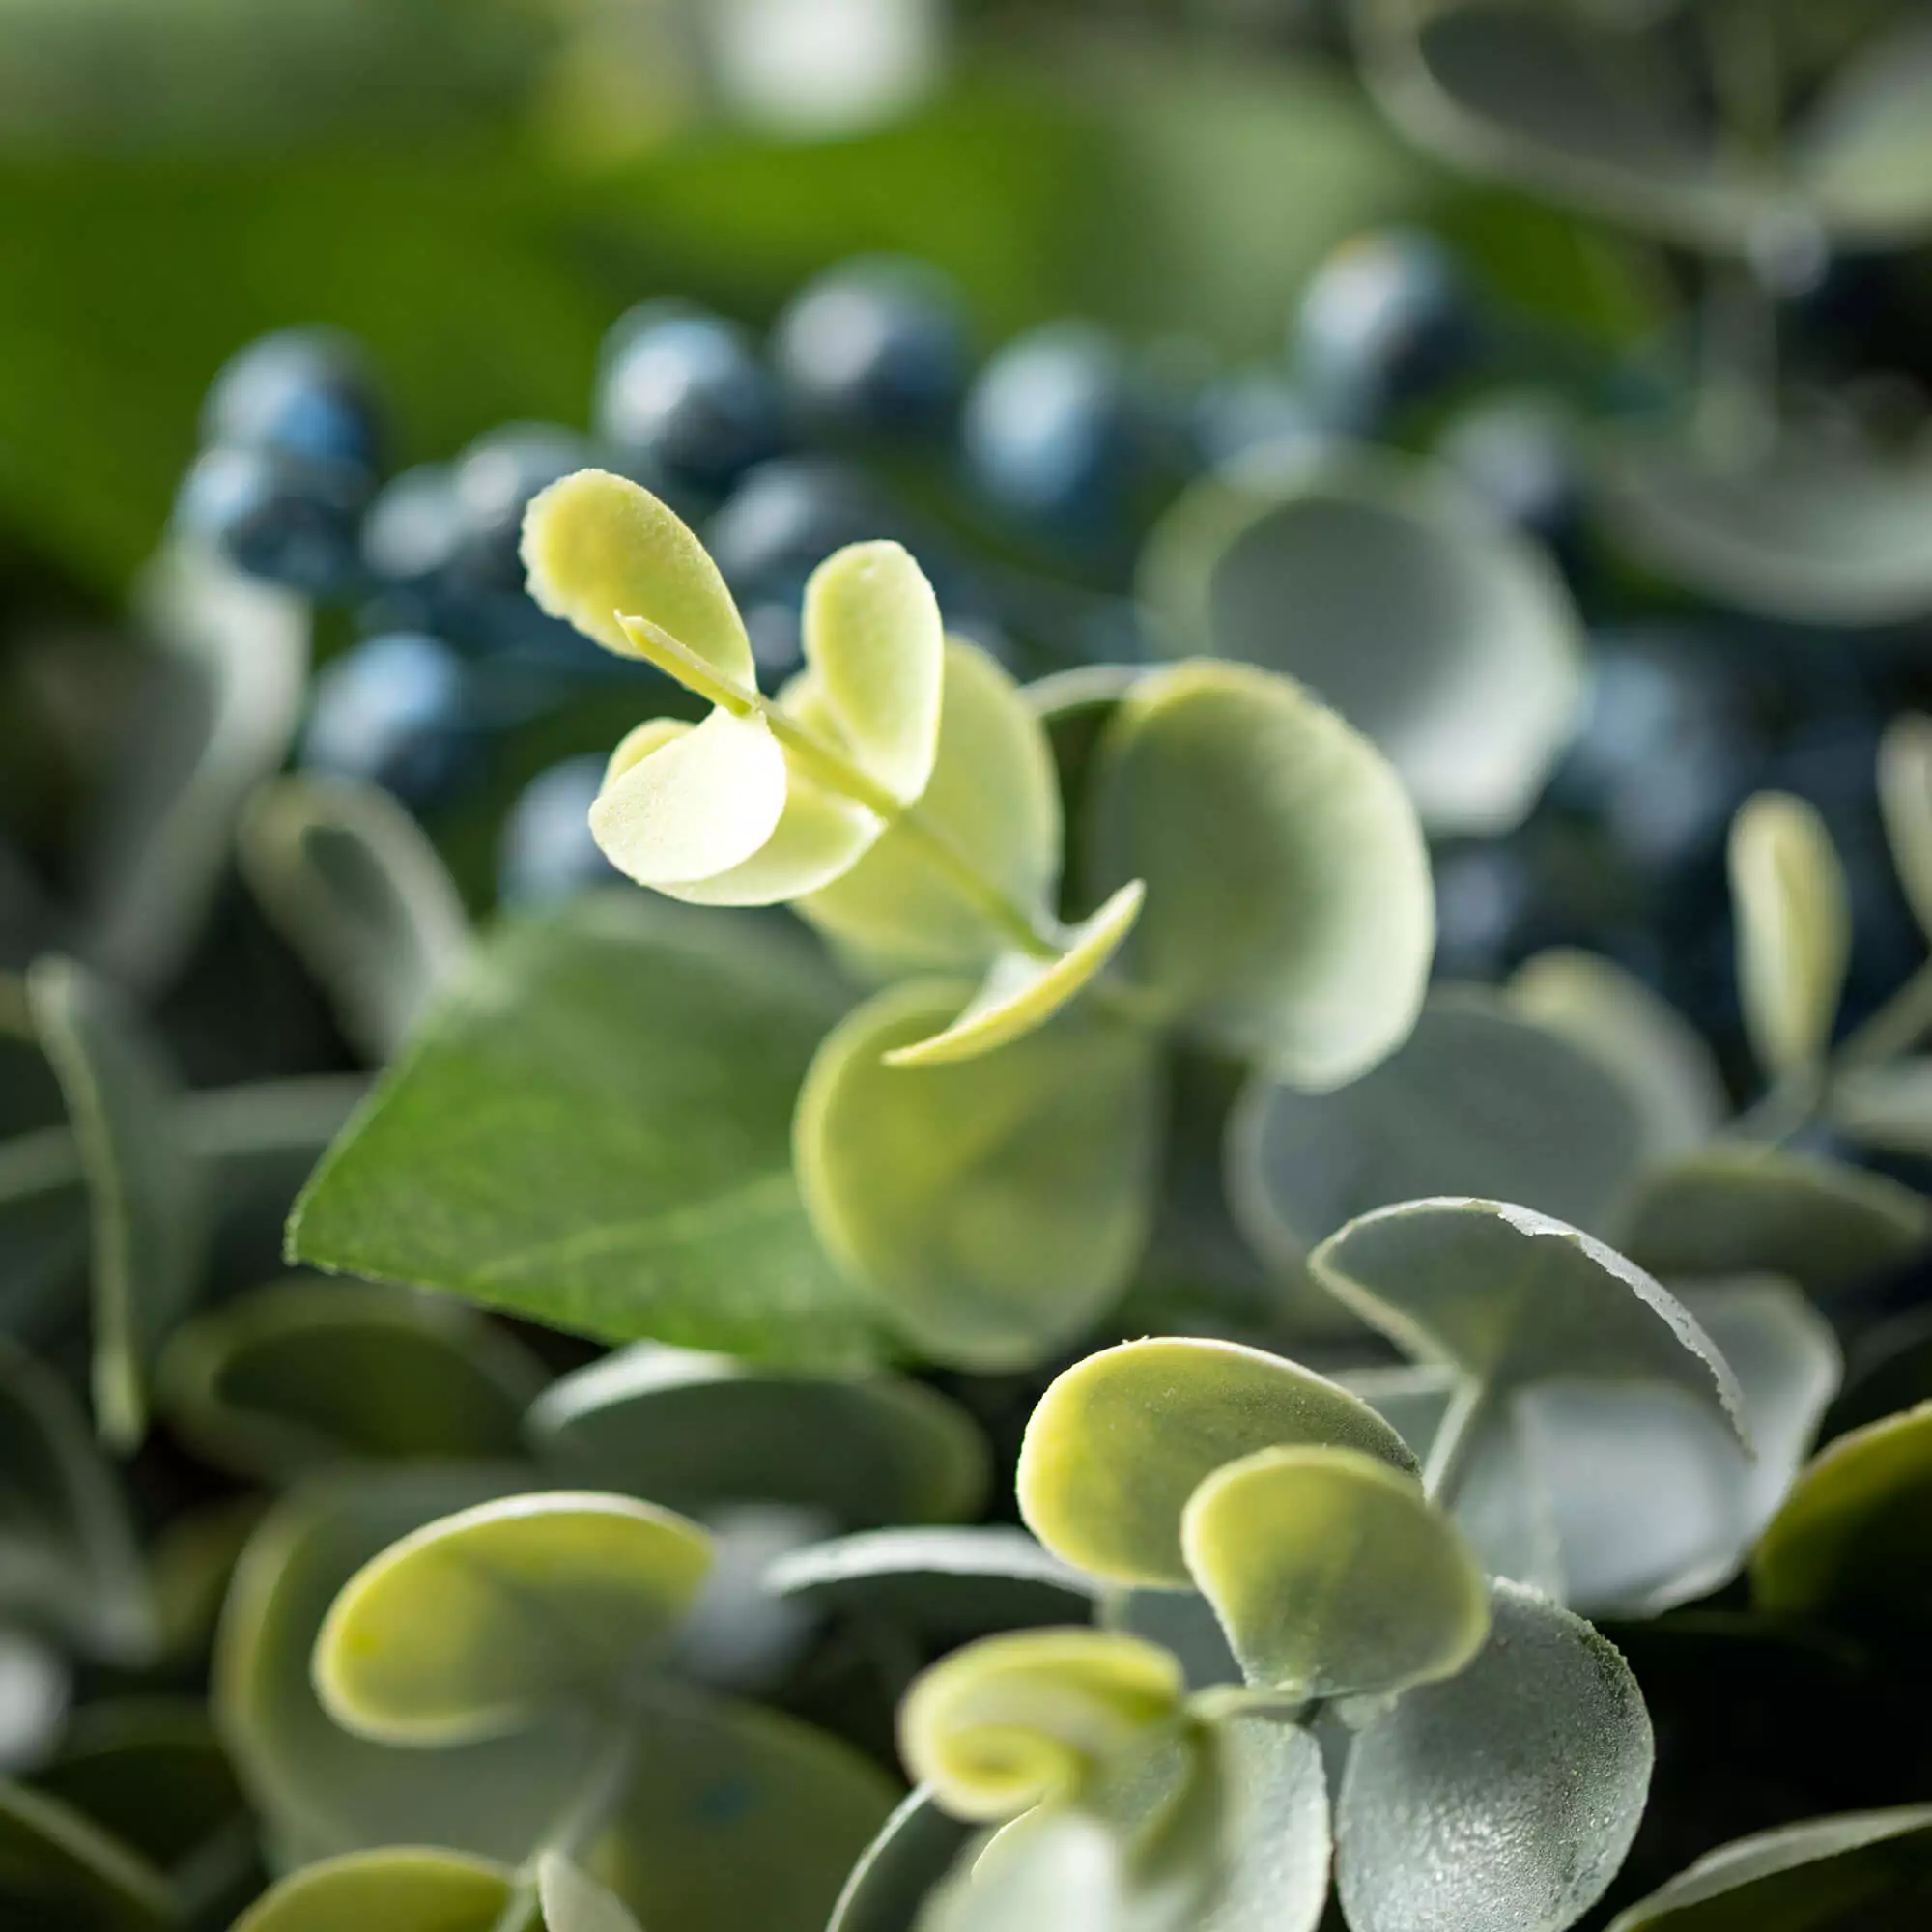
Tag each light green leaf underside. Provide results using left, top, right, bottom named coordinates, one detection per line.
left=314, top=1491, right=714, bottom=1745
left=1878, top=714, right=1932, bottom=942
left=919, top=1807, right=1124, bottom=1932
left=540, top=1853, right=648, bottom=1932
left=1016, top=1336, right=1416, bottom=1590
left=288, top=895, right=889, bottom=1371
left=232, top=1847, right=514, bottom=1932
left=1084, top=658, right=1433, bottom=1090
left=794, top=980, right=1161, bottom=1370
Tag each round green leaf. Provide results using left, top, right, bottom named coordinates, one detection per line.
left=1103, top=1588, right=1241, bottom=1694
left=0, top=1778, right=172, bottom=1930
left=1338, top=1578, right=1651, bottom=1932
left=540, top=1852, right=647, bottom=1932
left=801, top=640, right=1061, bottom=976
left=314, top=1491, right=714, bottom=1745
left=232, top=1847, right=515, bottom=1932
left=1140, top=451, right=1583, bottom=834
left=899, top=1628, right=1184, bottom=1823
left=157, top=1277, right=548, bottom=1482
left=1082, top=659, right=1432, bottom=1089
left=522, top=469, right=753, bottom=673
left=1016, top=1337, right=1416, bottom=1589
left=1879, top=714, right=1932, bottom=942
left=1181, top=1445, right=1488, bottom=1698
left=1753, top=1402, right=1932, bottom=1626
left=794, top=980, right=1160, bottom=1369
left=526, top=1342, right=988, bottom=1528
left=1606, top=1804, right=1932, bottom=1931
left=920, top=1807, right=1124, bottom=1932
left=829, top=1786, right=973, bottom=1932
left=1730, top=792, right=1850, bottom=1080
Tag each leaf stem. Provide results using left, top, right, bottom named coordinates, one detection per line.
left=1423, top=1379, right=1490, bottom=1510
left=490, top=1718, right=639, bottom=1932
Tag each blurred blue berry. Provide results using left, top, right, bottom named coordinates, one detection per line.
left=451, top=421, right=588, bottom=589
left=772, top=256, right=968, bottom=436
left=362, top=464, right=465, bottom=593
left=1192, top=369, right=1329, bottom=472
left=175, top=445, right=365, bottom=598
left=201, top=327, right=384, bottom=478
left=706, top=457, right=888, bottom=603
left=300, top=634, right=474, bottom=808
left=498, top=755, right=619, bottom=907
left=1435, top=391, right=1582, bottom=553
left=1292, top=228, right=1482, bottom=433
left=594, top=310, right=783, bottom=495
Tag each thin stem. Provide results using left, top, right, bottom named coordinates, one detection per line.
left=1423, top=1379, right=1491, bottom=1509
left=490, top=1718, right=640, bottom=1932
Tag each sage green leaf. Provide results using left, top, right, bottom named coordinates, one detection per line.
left=81, top=549, right=308, bottom=990
left=1028, top=666, right=1144, bottom=866
left=794, top=981, right=1160, bottom=1369
left=288, top=895, right=889, bottom=1371
left=830, top=1787, right=973, bottom=1932
left=1797, top=17, right=1932, bottom=240
left=0, top=1338, right=153, bottom=1662
left=0, top=1778, right=172, bottom=1930
left=800, top=640, right=1061, bottom=976
left=919, top=1808, right=1123, bottom=1932
left=1104, top=1588, right=1241, bottom=1693
left=0, top=1123, right=88, bottom=1341
left=1193, top=1716, right=1330, bottom=1932
left=526, top=1343, right=988, bottom=1527
left=1753, top=1402, right=1932, bottom=1625
left=522, top=469, right=752, bottom=672
left=1230, top=990, right=1652, bottom=1280
left=802, top=542, right=945, bottom=805
left=1181, top=1445, right=1488, bottom=1698
left=1878, top=714, right=1932, bottom=940
left=27, top=954, right=209, bottom=1449
left=239, top=776, right=470, bottom=1063
left=1509, top=949, right=1727, bottom=1157
left=158, top=1277, right=547, bottom=1481
left=232, top=1847, right=515, bottom=1932
left=1730, top=793, right=1850, bottom=1079
left=589, top=707, right=790, bottom=890
left=1605, top=1804, right=1932, bottom=1931
left=1139, top=451, right=1583, bottom=834
left=314, top=1492, right=714, bottom=1745
left=1082, top=659, right=1433, bottom=1089
left=899, top=1628, right=1184, bottom=1822
left=214, top=1466, right=600, bottom=1863
left=884, top=882, right=1145, bottom=1070
left=539, top=1853, right=646, bottom=1932
left=1829, top=1061, right=1932, bottom=1157
left=1593, top=427, right=1932, bottom=625
left=768, top=1528, right=1100, bottom=1644
left=1015, top=1337, right=1416, bottom=1589
left=1621, top=1145, right=1932, bottom=1298
left=1337, top=1579, right=1651, bottom=1932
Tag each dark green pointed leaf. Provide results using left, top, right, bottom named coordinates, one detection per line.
left=158, top=1277, right=547, bottom=1481
left=1139, top=450, right=1582, bottom=834
left=0, top=1778, right=172, bottom=1930
left=527, top=1343, right=986, bottom=1528
left=289, top=895, right=890, bottom=1371
left=830, top=1786, right=974, bottom=1932
left=1337, top=1579, right=1652, bottom=1932
left=232, top=1847, right=514, bottom=1932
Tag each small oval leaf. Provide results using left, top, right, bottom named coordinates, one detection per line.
left=233, top=1847, right=515, bottom=1932
left=1878, top=713, right=1932, bottom=943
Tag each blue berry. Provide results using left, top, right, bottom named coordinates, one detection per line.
left=300, top=634, right=475, bottom=808
left=1292, top=228, right=1482, bottom=433
left=772, top=256, right=968, bottom=436
left=498, top=755, right=620, bottom=907
left=201, top=327, right=384, bottom=478
left=594, top=310, right=783, bottom=495
left=705, top=457, right=888, bottom=604
left=1435, top=391, right=1583, bottom=554
left=175, top=445, right=365, bottom=598
left=361, top=464, right=465, bottom=594
left=451, top=422, right=588, bottom=589
left=1192, top=369, right=1329, bottom=472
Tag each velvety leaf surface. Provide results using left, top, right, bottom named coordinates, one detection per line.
left=232, top=1847, right=514, bottom=1932
left=917, top=1808, right=1124, bottom=1932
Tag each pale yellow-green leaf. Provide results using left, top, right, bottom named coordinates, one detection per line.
left=539, top=1853, right=647, bottom=1932
left=313, top=1492, right=714, bottom=1746
left=1728, top=791, right=1851, bottom=1079
left=794, top=981, right=1160, bottom=1369
left=1015, top=1337, right=1417, bottom=1589
left=589, top=708, right=787, bottom=889
left=898, top=1628, right=1184, bottom=1822
left=802, top=541, right=945, bottom=803
left=884, top=882, right=1146, bottom=1069
left=1879, top=713, right=1932, bottom=942
left=232, top=1848, right=515, bottom=1932
left=800, top=641, right=1062, bottom=975
left=1180, top=1445, right=1488, bottom=1699
left=522, top=469, right=753, bottom=674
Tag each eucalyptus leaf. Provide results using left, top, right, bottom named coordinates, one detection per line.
left=1729, top=793, right=1850, bottom=1080
left=1102, top=1589, right=1243, bottom=1695
left=1083, top=659, right=1433, bottom=1089
left=1877, top=713, right=1932, bottom=942
left=1181, top=1445, right=1488, bottom=1698
left=794, top=981, right=1160, bottom=1369
left=526, top=1343, right=988, bottom=1528
left=830, top=1787, right=974, bottom=1932
left=0, top=1778, right=173, bottom=1930
left=918, top=1808, right=1123, bottom=1932
left=1796, top=16, right=1932, bottom=241
left=1829, top=1060, right=1932, bottom=1157
left=158, top=1277, right=547, bottom=1481
left=313, top=1492, right=714, bottom=1745
left=1139, top=450, right=1583, bottom=834
left=1028, top=666, right=1144, bottom=878
left=1336, top=1579, right=1652, bottom=1932
left=27, top=954, right=208, bottom=1448
left=232, top=1846, right=515, bottom=1932
left=540, top=1853, right=648, bottom=1932
left=0, top=1630, right=68, bottom=1775
left=1605, top=1803, right=1932, bottom=1930
left=288, top=895, right=889, bottom=1371
left=1620, top=1145, right=1932, bottom=1298
left=239, top=775, right=471, bottom=1064
left=1015, top=1336, right=1415, bottom=1589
